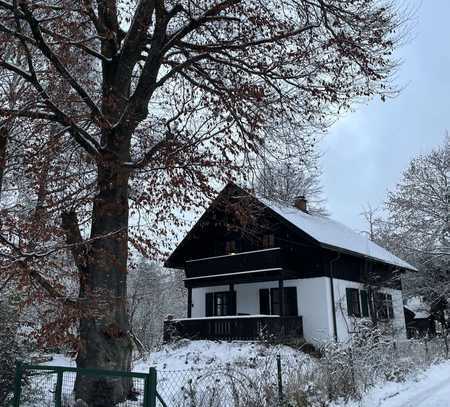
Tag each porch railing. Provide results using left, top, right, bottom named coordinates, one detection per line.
left=164, top=315, right=303, bottom=342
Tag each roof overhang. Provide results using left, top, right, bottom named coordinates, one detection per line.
left=318, top=242, right=418, bottom=272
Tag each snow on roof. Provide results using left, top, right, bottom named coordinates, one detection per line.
left=260, top=198, right=417, bottom=271
left=405, top=296, right=431, bottom=319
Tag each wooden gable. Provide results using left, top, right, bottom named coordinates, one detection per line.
left=165, top=182, right=320, bottom=270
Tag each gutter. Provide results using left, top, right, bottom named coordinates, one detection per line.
left=329, top=253, right=341, bottom=342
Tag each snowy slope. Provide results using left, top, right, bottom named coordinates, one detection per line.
left=35, top=341, right=314, bottom=407
left=261, top=198, right=416, bottom=271
left=335, top=361, right=450, bottom=407
left=133, top=339, right=311, bottom=372
left=31, top=342, right=450, bottom=407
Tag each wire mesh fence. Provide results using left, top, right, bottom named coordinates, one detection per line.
left=155, top=355, right=283, bottom=407
left=12, top=363, right=156, bottom=407
left=9, top=336, right=450, bottom=406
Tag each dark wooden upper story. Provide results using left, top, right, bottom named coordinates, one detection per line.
left=165, top=183, right=410, bottom=289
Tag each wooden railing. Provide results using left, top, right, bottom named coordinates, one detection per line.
left=185, top=248, right=285, bottom=278
left=163, top=315, right=303, bottom=342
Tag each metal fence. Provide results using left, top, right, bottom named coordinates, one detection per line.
left=12, top=362, right=159, bottom=407
left=10, top=337, right=449, bottom=406
left=155, top=355, right=284, bottom=407
left=11, top=356, right=285, bottom=407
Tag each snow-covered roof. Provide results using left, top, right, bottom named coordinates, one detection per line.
left=405, top=296, right=431, bottom=319
left=260, top=198, right=417, bottom=271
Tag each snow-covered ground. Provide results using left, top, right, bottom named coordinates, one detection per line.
left=28, top=340, right=450, bottom=406
left=31, top=340, right=313, bottom=406
left=335, top=361, right=450, bottom=407
left=133, top=339, right=310, bottom=371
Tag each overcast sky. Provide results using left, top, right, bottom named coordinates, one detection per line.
left=321, top=0, right=449, bottom=233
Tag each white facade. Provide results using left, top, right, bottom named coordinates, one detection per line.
left=331, top=278, right=407, bottom=343
left=191, top=277, right=407, bottom=345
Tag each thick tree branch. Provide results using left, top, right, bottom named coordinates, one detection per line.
left=96, top=0, right=121, bottom=58
left=40, top=28, right=110, bottom=62
left=156, top=53, right=210, bottom=87
left=161, top=0, right=241, bottom=54
left=0, top=21, right=36, bottom=45
left=0, top=108, right=57, bottom=121
left=0, top=60, right=32, bottom=81
left=119, top=0, right=156, bottom=62
left=0, top=234, right=75, bottom=303
left=61, top=210, right=88, bottom=275
left=17, top=2, right=107, bottom=127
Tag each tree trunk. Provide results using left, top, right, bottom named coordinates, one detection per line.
left=74, top=155, right=133, bottom=406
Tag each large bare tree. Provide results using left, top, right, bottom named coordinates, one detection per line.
left=0, top=0, right=405, bottom=404
left=375, top=136, right=449, bottom=302
left=254, top=139, right=328, bottom=215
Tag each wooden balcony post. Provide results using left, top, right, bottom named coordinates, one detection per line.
left=229, top=283, right=236, bottom=315
left=278, top=279, right=285, bottom=317
left=187, top=287, right=192, bottom=318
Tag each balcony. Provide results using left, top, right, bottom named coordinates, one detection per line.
left=163, top=315, right=303, bottom=342
left=184, top=248, right=288, bottom=286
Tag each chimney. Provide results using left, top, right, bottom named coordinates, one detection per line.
left=294, top=196, right=308, bottom=213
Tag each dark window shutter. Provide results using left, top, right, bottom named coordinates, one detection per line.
left=360, top=290, right=369, bottom=317
left=270, top=288, right=281, bottom=315
left=346, top=288, right=353, bottom=316
left=229, top=291, right=237, bottom=315
left=259, top=289, right=270, bottom=315
left=346, top=288, right=360, bottom=317
left=285, top=287, right=298, bottom=316
left=205, top=293, right=214, bottom=317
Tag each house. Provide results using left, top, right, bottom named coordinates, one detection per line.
left=164, top=183, right=416, bottom=345
left=404, top=297, right=436, bottom=338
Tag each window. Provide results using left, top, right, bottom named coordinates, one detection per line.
left=262, top=234, right=275, bottom=249
left=259, top=287, right=298, bottom=316
left=345, top=288, right=394, bottom=320
left=360, top=290, right=370, bottom=318
left=374, top=292, right=394, bottom=321
left=375, top=293, right=388, bottom=320
left=206, top=292, right=236, bottom=316
left=346, top=288, right=361, bottom=317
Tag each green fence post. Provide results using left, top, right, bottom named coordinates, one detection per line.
left=55, top=368, right=63, bottom=407
left=277, top=355, right=283, bottom=406
left=148, top=367, right=157, bottom=407
left=13, top=361, right=23, bottom=407
left=143, top=376, right=149, bottom=407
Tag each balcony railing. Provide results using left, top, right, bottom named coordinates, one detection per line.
left=185, top=247, right=285, bottom=279
left=163, top=315, right=303, bottom=342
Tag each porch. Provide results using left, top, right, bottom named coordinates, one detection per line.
left=165, top=248, right=304, bottom=341
left=163, top=315, right=303, bottom=341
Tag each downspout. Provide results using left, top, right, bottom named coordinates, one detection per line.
left=329, top=253, right=341, bottom=342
